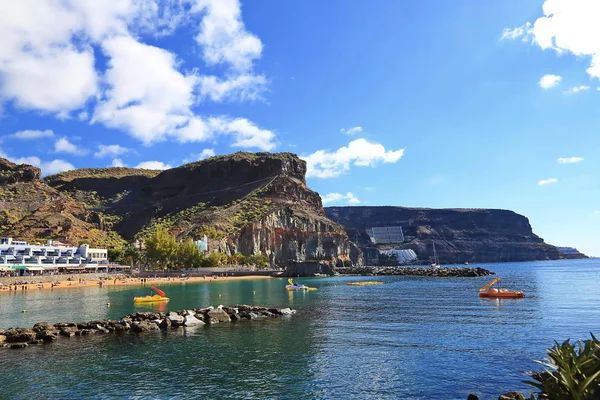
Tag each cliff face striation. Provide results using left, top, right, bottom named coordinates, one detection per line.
left=0, top=158, right=124, bottom=248
left=44, top=153, right=361, bottom=267
left=325, top=206, right=571, bottom=264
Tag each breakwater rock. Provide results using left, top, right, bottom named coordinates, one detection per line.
left=335, top=266, right=494, bottom=277
left=0, top=305, right=295, bottom=350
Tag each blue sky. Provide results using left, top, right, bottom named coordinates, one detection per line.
left=1, top=0, right=599, bottom=255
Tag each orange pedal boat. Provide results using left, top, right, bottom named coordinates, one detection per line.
left=478, top=277, right=524, bottom=298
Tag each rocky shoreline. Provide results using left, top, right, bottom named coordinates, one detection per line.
left=0, top=305, right=295, bottom=350
left=335, top=266, right=494, bottom=277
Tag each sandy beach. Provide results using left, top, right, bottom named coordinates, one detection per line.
left=0, top=274, right=272, bottom=294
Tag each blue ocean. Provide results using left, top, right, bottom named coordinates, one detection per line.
left=1, top=259, right=599, bottom=399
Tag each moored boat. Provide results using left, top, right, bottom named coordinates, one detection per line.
left=285, top=278, right=317, bottom=291
left=133, top=294, right=170, bottom=303
left=478, top=277, right=524, bottom=298
left=134, top=286, right=170, bottom=303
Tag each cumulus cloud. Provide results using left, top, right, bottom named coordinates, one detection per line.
left=135, top=161, right=173, bottom=170
left=563, top=86, right=590, bottom=94
left=321, top=192, right=361, bottom=205
left=539, top=74, right=562, bottom=89
left=340, top=126, right=363, bottom=135
left=92, top=35, right=196, bottom=145
left=43, top=159, right=76, bottom=175
left=94, top=144, right=130, bottom=159
left=538, top=178, right=558, bottom=185
left=191, top=0, right=263, bottom=72
left=502, top=0, right=600, bottom=80
left=111, top=158, right=126, bottom=167
left=54, top=137, right=81, bottom=155
left=197, top=74, right=268, bottom=102
left=302, top=138, right=405, bottom=178
left=0, top=0, right=274, bottom=151
left=11, top=129, right=54, bottom=140
left=183, top=148, right=216, bottom=163
left=557, top=156, right=583, bottom=164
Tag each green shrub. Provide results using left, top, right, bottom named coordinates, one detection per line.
left=525, top=333, right=600, bottom=400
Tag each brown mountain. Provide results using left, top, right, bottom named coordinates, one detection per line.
left=325, top=206, right=586, bottom=264
left=43, top=152, right=360, bottom=266
left=0, top=158, right=124, bottom=248
left=1, top=153, right=581, bottom=267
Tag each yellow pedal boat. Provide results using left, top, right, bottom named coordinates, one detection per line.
left=133, top=294, right=170, bottom=303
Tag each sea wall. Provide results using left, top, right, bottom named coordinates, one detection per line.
left=0, top=305, right=296, bottom=349
left=335, top=266, right=494, bottom=277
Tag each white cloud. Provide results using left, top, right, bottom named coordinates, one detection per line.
left=302, top=138, right=405, bottom=178
left=94, top=144, right=129, bottom=159
left=593, top=210, right=599, bottom=215
left=211, top=117, right=276, bottom=150
left=500, top=22, right=532, bottom=41
left=92, top=35, right=196, bottom=145
left=11, top=129, right=54, bottom=140
left=110, top=158, right=126, bottom=167
left=191, top=0, right=263, bottom=72
left=539, top=74, right=562, bottom=89
left=43, top=159, right=76, bottom=175
left=340, top=126, right=363, bottom=135
left=182, top=148, right=216, bottom=163
left=0, top=0, right=275, bottom=151
left=563, top=85, right=590, bottom=94
left=321, top=192, right=361, bottom=206
left=538, top=178, right=558, bottom=185
left=135, top=161, right=173, bottom=170
left=502, top=0, right=600, bottom=80
left=198, top=148, right=216, bottom=159
left=197, top=74, right=268, bottom=102
left=1, top=152, right=74, bottom=176
left=54, top=137, right=81, bottom=155
left=557, top=156, right=583, bottom=164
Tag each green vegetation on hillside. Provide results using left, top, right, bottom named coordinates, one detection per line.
left=44, top=167, right=161, bottom=183
left=142, top=224, right=270, bottom=270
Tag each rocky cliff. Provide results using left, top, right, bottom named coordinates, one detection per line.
left=44, top=153, right=361, bottom=267
left=0, top=158, right=124, bottom=248
left=325, top=206, right=571, bottom=264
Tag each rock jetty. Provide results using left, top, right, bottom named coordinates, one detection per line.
left=335, top=266, right=494, bottom=277
left=0, top=305, right=295, bottom=350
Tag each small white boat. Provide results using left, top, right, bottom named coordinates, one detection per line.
left=430, top=241, right=441, bottom=268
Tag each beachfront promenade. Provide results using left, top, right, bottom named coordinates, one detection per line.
left=0, top=267, right=281, bottom=292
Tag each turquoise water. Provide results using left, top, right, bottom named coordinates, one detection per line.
left=1, top=259, right=599, bottom=399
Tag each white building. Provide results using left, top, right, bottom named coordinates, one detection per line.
left=380, top=249, right=418, bottom=264
left=0, top=237, right=116, bottom=274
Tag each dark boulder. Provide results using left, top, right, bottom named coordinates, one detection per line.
left=32, top=322, right=54, bottom=332
left=131, top=321, right=159, bottom=333
left=4, top=328, right=37, bottom=343
left=59, top=327, right=78, bottom=337
left=205, top=308, right=231, bottom=324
